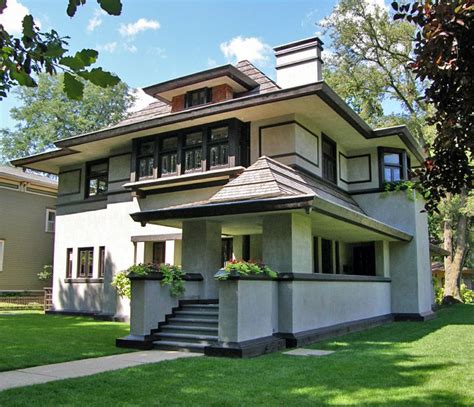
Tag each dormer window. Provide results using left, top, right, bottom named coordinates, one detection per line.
left=185, top=88, right=211, bottom=108
left=379, top=147, right=408, bottom=184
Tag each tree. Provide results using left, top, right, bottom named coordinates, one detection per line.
left=0, top=0, right=122, bottom=100
left=0, top=73, right=134, bottom=162
left=391, top=0, right=473, bottom=302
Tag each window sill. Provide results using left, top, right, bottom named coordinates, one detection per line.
left=64, top=278, right=104, bottom=284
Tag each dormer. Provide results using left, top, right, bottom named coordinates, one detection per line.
left=143, top=65, right=259, bottom=112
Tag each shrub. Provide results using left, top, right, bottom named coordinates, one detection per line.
left=433, top=278, right=443, bottom=305
left=215, top=260, right=277, bottom=281
left=461, top=283, right=474, bottom=304
left=37, top=265, right=53, bottom=281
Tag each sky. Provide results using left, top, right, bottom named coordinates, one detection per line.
left=0, top=0, right=394, bottom=131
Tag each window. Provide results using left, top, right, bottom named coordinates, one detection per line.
left=184, top=131, right=203, bottom=172
left=66, top=248, right=73, bottom=278
left=0, top=240, right=4, bottom=272
left=137, top=140, right=155, bottom=179
left=98, top=246, right=105, bottom=278
left=153, top=242, right=166, bottom=265
left=86, top=160, right=108, bottom=197
left=221, top=238, right=233, bottom=266
left=352, top=244, right=375, bottom=276
left=209, top=127, right=229, bottom=168
left=379, top=147, right=408, bottom=185
left=78, top=247, right=94, bottom=278
left=159, top=136, right=178, bottom=176
left=185, top=88, right=211, bottom=108
left=322, top=136, right=337, bottom=184
left=45, top=209, right=56, bottom=233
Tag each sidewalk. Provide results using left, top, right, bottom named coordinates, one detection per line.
left=0, top=350, right=202, bottom=392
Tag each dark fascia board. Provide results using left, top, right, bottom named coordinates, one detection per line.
left=273, top=36, right=324, bottom=53
left=142, top=64, right=259, bottom=97
left=130, top=195, right=314, bottom=224
left=10, top=148, right=79, bottom=172
left=17, top=81, right=423, bottom=169
left=372, top=125, right=426, bottom=163
left=429, top=243, right=450, bottom=257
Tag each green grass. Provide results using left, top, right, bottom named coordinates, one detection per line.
left=1, top=304, right=473, bottom=406
left=0, top=312, right=132, bottom=372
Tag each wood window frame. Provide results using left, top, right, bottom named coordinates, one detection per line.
left=85, top=159, right=109, bottom=198
left=131, top=119, right=243, bottom=182
left=77, top=247, right=94, bottom=278
left=136, top=140, right=156, bottom=180
left=378, top=147, right=409, bottom=187
left=322, top=134, right=337, bottom=184
left=66, top=248, right=73, bottom=278
left=45, top=208, right=56, bottom=233
left=158, top=136, right=179, bottom=178
left=153, top=242, right=166, bottom=265
left=0, top=239, right=4, bottom=272
left=98, top=246, right=105, bottom=278
left=184, top=87, right=212, bottom=108
left=208, top=126, right=230, bottom=170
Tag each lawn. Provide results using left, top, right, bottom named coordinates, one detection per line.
left=0, top=312, right=132, bottom=372
left=0, top=304, right=472, bottom=406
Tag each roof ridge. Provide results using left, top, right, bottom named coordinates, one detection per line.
left=234, top=61, right=281, bottom=90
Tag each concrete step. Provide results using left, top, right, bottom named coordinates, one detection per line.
left=153, top=340, right=208, bottom=352
left=168, top=317, right=218, bottom=327
left=174, top=310, right=219, bottom=319
left=161, top=325, right=218, bottom=335
left=156, top=332, right=218, bottom=345
left=181, top=304, right=219, bottom=312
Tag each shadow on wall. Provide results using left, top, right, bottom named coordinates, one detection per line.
left=56, top=253, right=118, bottom=315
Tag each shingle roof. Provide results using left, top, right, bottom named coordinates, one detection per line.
left=0, top=165, right=58, bottom=187
left=114, top=61, right=278, bottom=127
left=210, top=156, right=363, bottom=214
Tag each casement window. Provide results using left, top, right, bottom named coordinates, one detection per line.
left=183, top=131, right=203, bottom=173
left=45, top=209, right=56, bottom=233
left=77, top=247, right=94, bottom=278
left=98, top=246, right=105, bottom=278
left=137, top=140, right=155, bottom=180
left=86, top=160, right=108, bottom=197
left=159, top=136, right=178, bottom=177
left=379, top=147, right=409, bottom=185
left=185, top=88, right=211, bottom=108
left=0, top=240, right=4, bottom=272
left=321, top=238, right=333, bottom=274
left=208, top=127, right=229, bottom=168
left=322, top=135, right=337, bottom=184
left=66, top=248, right=73, bottom=278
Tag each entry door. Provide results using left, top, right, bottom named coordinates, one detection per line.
left=153, top=242, right=166, bottom=265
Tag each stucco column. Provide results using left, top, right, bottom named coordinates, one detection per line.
left=262, top=213, right=312, bottom=273
left=375, top=241, right=390, bottom=277
left=182, top=220, right=222, bottom=298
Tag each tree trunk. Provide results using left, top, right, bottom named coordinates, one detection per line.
left=443, top=191, right=468, bottom=303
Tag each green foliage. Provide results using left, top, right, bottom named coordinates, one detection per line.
left=461, top=283, right=474, bottom=304
left=0, top=73, right=134, bottom=162
left=111, top=263, right=185, bottom=299
left=433, top=278, right=443, bottom=305
left=37, top=265, right=53, bottom=281
left=0, top=0, right=122, bottom=100
left=215, top=260, right=278, bottom=281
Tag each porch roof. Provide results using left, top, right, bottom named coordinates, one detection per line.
left=130, top=157, right=412, bottom=242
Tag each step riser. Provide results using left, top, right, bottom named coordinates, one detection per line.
left=181, top=306, right=219, bottom=312
left=168, top=318, right=218, bottom=327
left=174, top=312, right=218, bottom=318
left=156, top=337, right=217, bottom=345
left=153, top=344, right=205, bottom=353
left=161, top=327, right=218, bottom=335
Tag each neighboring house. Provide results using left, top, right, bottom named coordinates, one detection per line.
left=0, top=166, right=57, bottom=292
left=13, top=37, right=434, bottom=356
left=432, top=262, right=474, bottom=291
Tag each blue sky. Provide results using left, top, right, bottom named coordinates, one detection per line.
left=0, top=0, right=336, bottom=129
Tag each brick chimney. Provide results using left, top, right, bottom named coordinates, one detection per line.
left=274, top=37, right=324, bottom=88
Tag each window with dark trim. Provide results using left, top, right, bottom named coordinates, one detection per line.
left=78, top=247, right=93, bottom=278
left=98, top=246, right=105, bottom=278
left=159, top=136, right=178, bottom=177
left=185, top=88, right=211, bottom=108
left=321, top=238, right=333, bottom=274
left=137, top=140, right=155, bottom=180
left=208, top=127, right=229, bottom=168
left=183, top=131, right=203, bottom=173
left=379, top=147, right=408, bottom=184
left=322, top=135, right=337, bottom=184
left=66, top=248, right=73, bottom=278
left=86, top=160, right=108, bottom=197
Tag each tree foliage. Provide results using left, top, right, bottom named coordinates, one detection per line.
left=0, top=73, right=134, bottom=161
left=0, top=0, right=123, bottom=100
left=392, top=0, right=473, bottom=210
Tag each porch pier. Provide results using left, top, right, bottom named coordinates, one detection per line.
left=182, top=220, right=222, bottom=299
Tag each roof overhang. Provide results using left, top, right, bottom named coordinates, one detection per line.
left=11, top=81, right=425, bottom=173
left=143, top=64, right=259, bottom=102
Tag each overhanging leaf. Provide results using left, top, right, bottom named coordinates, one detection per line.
left=9, top=69, right=37, bottom=87
left=66, top=0, right=86, bottom=17
left=78, top=68, right=120, bottom=87
left=63, top=72, right=84, bottom=100
left=59, top=49, right=98, bottom=70
left=22, top=15, right=35, bottom=39
left=0, top=0, right=6, bottom=14
left=97, top=0, right=122, bottom=16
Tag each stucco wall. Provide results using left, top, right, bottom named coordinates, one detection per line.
left=0, top=188, right=55, bottom=291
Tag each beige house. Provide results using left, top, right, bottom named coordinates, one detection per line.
left=13, top=37, right=434, bottom=356
left=0, top=166, right=57, bottom=292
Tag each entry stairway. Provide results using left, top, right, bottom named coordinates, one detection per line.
left=153, top=300, right=219, bottom=352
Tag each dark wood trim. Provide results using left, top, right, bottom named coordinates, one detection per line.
left=377, top=146, right=408, bottom=188
left=321, top=133, right=337, bottom=184
left=64, top=278, right=103, bottom=283
left=108, top=177, right=131, bottom=184
left=204, top=335, right=286, bottom=358
left=275, top=56, right=322, bottom=70
left=108, top=152, right=132, bottom=159
left=338, top=152, right=372, bottom=184
left=138, top=179, right=228, bottom=196
left=56, top=196, right=108, bottom=208
left=393, top=312, right=436, bottom=322
left=277, top=272, right=391, bottom=283
left=269, top=152, right=319, bottom=170
left=349, top=187, right=384, bottom=195
left=131, top=233, right=182, bottom=242
left=77, top=247, right=94, bottom=278
left=274, top=36, right=323, bottom=53
left=85, top=158, right=109, bottom=199
left=131, top=195, right=313, bottom=224
left=57, top=169, right=82, bottom=196
left=276, top=314, right=393, bottom=348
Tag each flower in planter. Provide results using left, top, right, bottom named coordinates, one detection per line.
left=215, top=260, right=277, bottom=281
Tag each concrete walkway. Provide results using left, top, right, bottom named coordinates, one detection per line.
left=0, top=350, right=202, bottom=392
